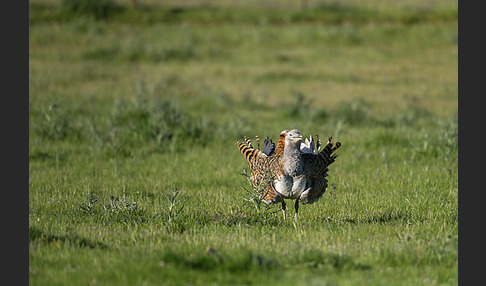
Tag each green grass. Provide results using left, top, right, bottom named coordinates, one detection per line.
left=29, top=1, right=457, bottom=285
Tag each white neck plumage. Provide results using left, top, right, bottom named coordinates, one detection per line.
left=283, top=140, right=303, bottom=177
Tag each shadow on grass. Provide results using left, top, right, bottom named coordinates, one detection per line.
left=294, top=249, right=372, bottom=271
left=161, top=248, right=279, bottom=272
left=321, top=208, right=417, bottom=225
left=29, top=226, right=107, bottom=249
left=211, top=210, right=282, bottom=227
left=160, top=247, right=371, bottom=273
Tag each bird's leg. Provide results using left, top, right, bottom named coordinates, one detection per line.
left=294, top=199, right=299, bottom=221
left=282, top=200, right=287, bottom=221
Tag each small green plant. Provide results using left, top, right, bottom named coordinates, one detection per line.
left=103, top=194, right=144, bottom=222
left=240, top=168, right=278, bottom=223
left=78, top=192, right=99, bottom=213
left=77, top=192, right=145, bottom=224
left=331, top=181, right=337, bottom=200
left=162, top=188, right=187, bottom=233
left=167, top=188, right=183, bottom=224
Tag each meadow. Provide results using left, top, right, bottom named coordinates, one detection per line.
left=29, top=0, right=458, bottom=285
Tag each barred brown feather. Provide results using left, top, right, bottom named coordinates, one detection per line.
left=237, top=141, right=266, bottom=163
left=237, top=139, right=285, bottom=203
left=274, top=130, right=288, bottom=155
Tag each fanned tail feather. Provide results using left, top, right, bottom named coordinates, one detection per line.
left=262, top=137, right=275, bottom=156
left=237, top=141, right=267, bottom=163
left=317, top=137, right=341, bottom=165
left=315, top=134, right=322, bottom=152
left=331, top=141, right=341, bottom=152
left=244, top=136, right=253, bottom=148
left=319, top=137, right=334, bottom=156
left=300, top=135, right=315, bottom=153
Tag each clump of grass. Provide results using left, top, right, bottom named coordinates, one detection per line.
left=240, top=168, right=279, bottom=224
left=288, top=91, right=311, bottom=118
left=223, top=115, right=253, bottom=141
left=440, top=116, right=458, bottom=156
left=286, top=92, right=329, bottom=123
left=30, top=99, right=84, bottom=141
left=32, top=2, right=457, bottom=25
left=158, top=187, right=215, bottom=232
left=30, top=81, right=216, bottom=158
left=81, top=37, right=200, bottom=63
left=97, top=81, right=214, bottom=156
left=335, top=98, right=372, bottom=126
left=77, top=192, right=99, bottom=213
left=409, top=116, right=458, bottom=160
left=392, top=96, right=432, bottom=127
left=61, top=0, right=124, bottom=20
left=103, top=194, right=144, bottom=223
left=76, top=192, right=146, bottom=225
left=38, top=103, right=70, bottom=140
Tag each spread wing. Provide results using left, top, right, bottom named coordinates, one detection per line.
left=300, top=137, right=341, bottom=204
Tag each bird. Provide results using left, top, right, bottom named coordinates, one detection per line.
left=237, top=129, right=341, bottom=220
left=268, top=130, right=341, bottom=206
left=237, top=129, right=307, bottom=220
left=268, top=130, right=341, bottom=209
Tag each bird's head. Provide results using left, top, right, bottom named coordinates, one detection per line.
left=285, top=129, right=303, bottom=146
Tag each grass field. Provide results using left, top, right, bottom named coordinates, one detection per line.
left=29, top=1, right=458, bottom=285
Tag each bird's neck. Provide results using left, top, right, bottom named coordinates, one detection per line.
left=283, top=142, right=302, bottom=176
